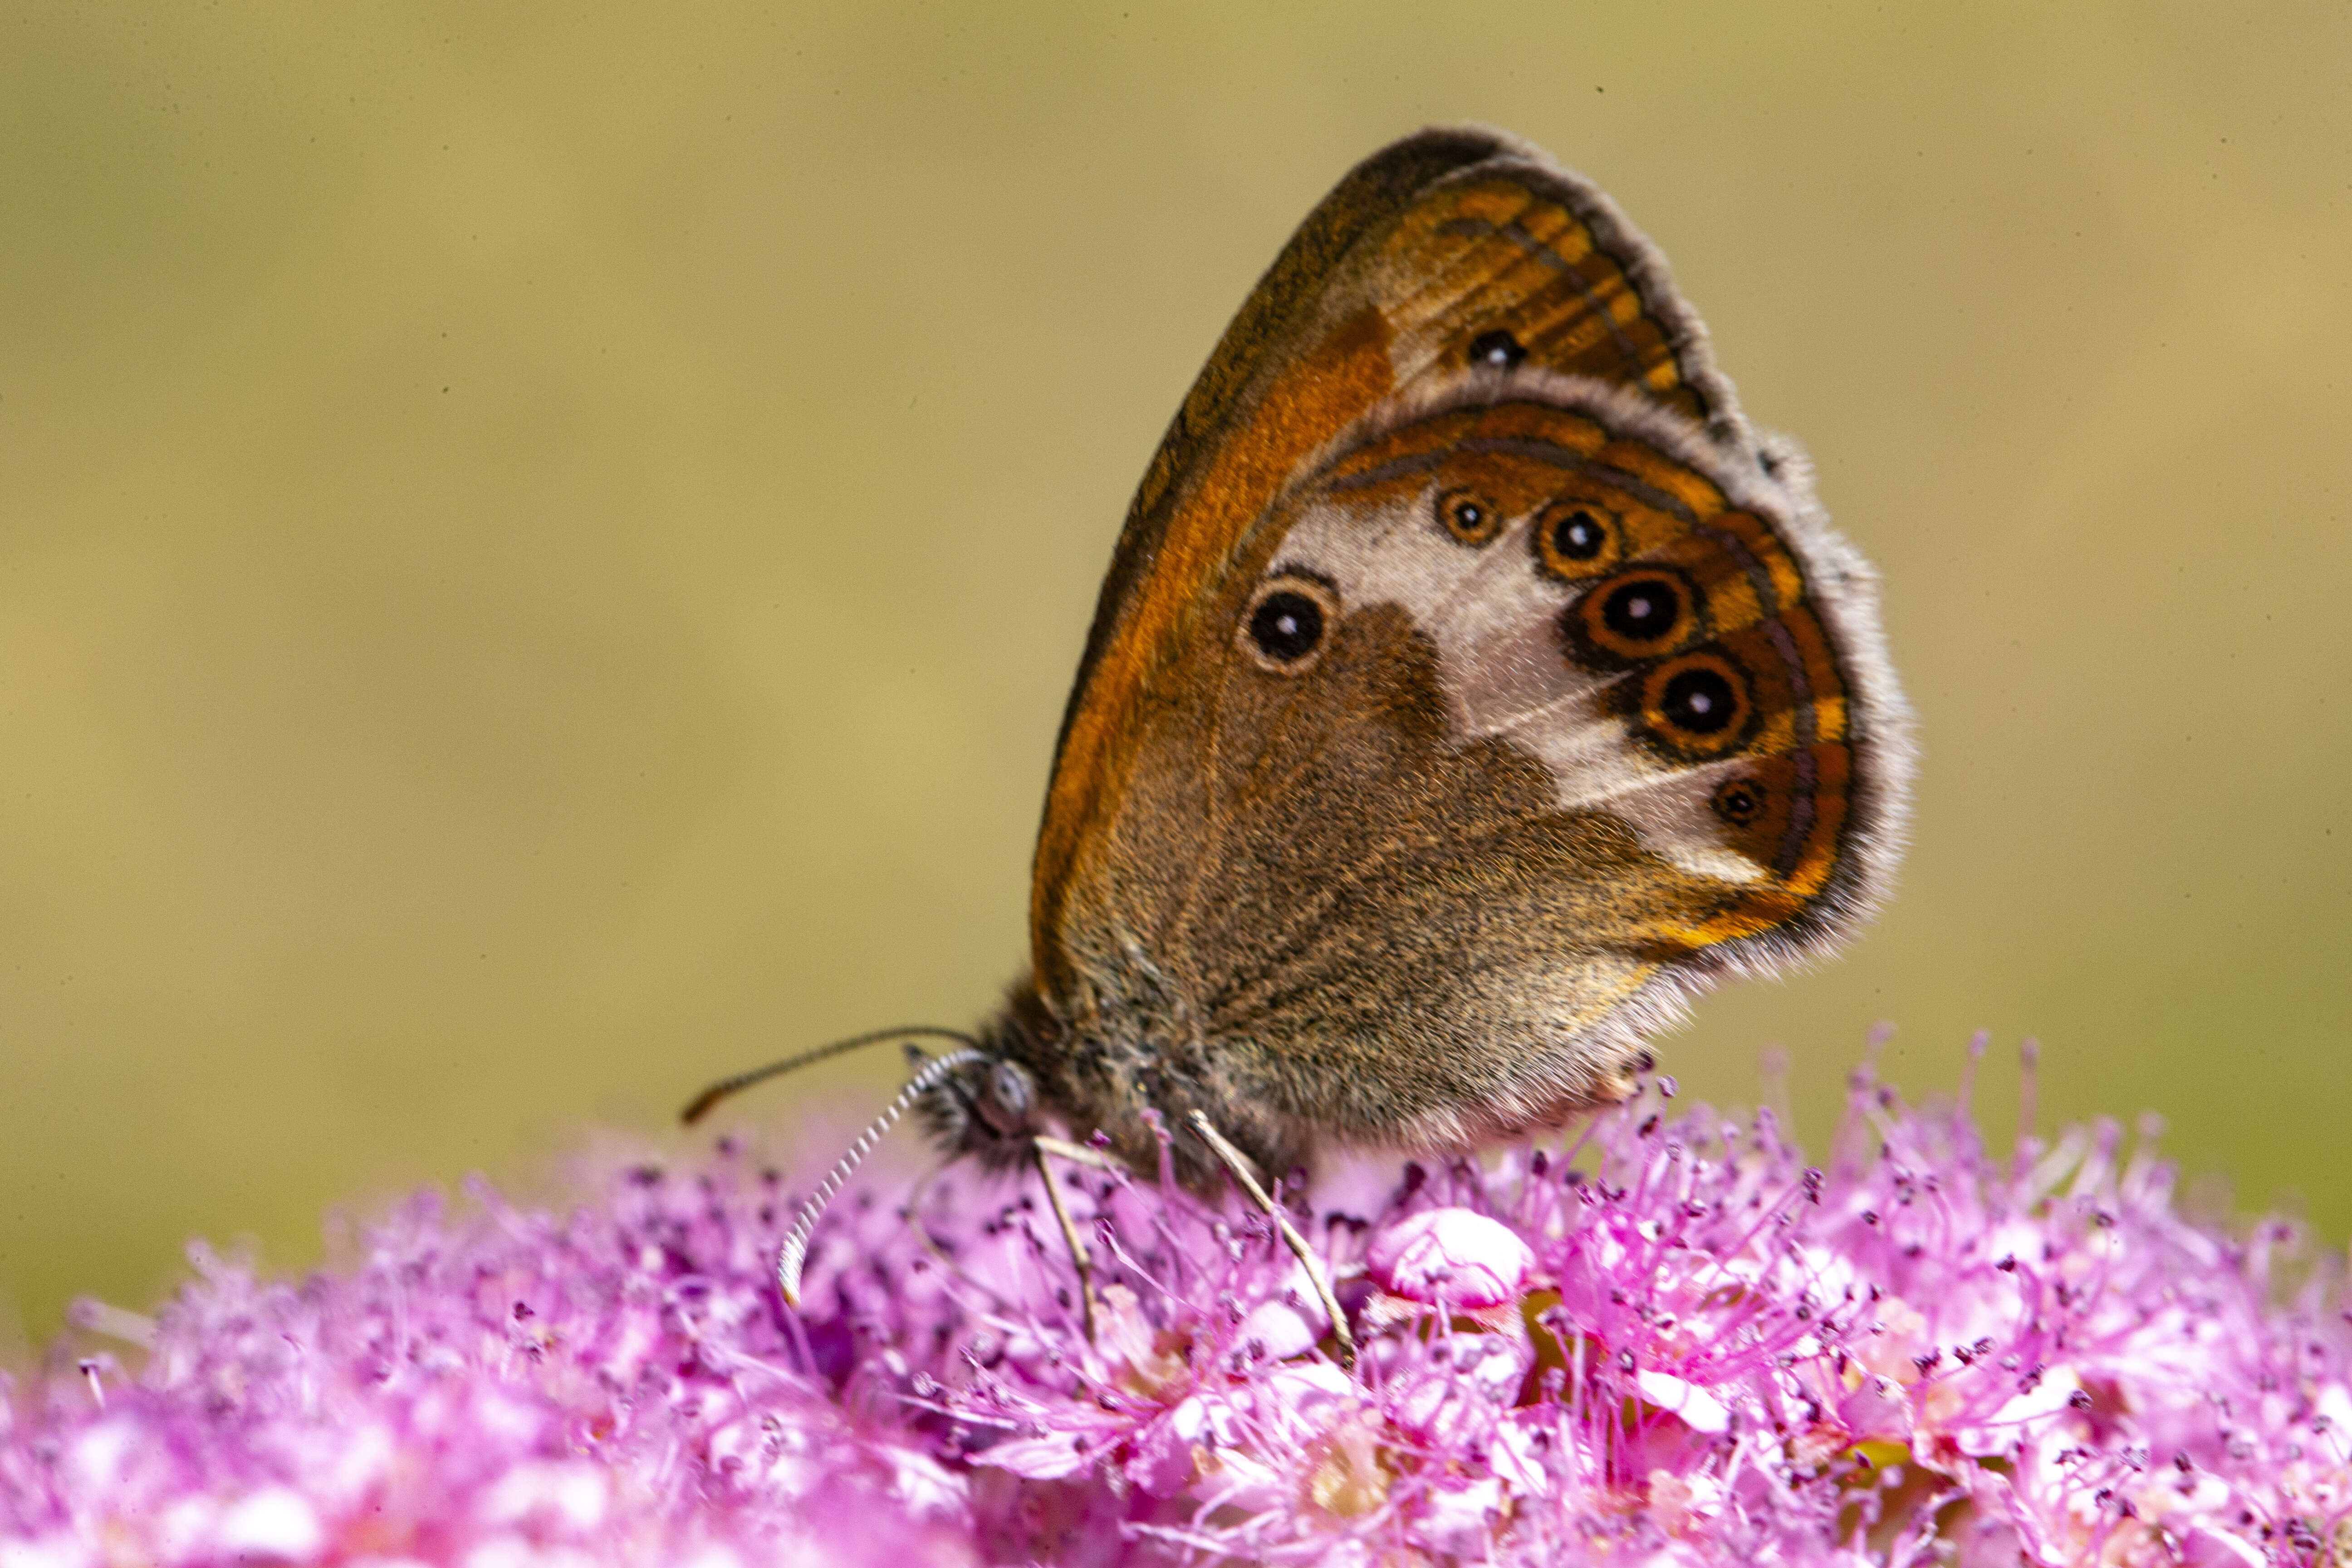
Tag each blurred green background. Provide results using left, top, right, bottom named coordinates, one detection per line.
left=3, top=1, right=2347, bottom=1344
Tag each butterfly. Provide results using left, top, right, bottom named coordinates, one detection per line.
left=688, top=126, right=1911, bottom=1362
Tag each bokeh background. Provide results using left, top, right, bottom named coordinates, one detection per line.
left=4, top=2, right=2348, bottom=1345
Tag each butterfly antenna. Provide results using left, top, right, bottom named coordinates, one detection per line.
left=776, top=1047, right=988, bottom=1307
left=680, top=1025, right=981, bottom=1125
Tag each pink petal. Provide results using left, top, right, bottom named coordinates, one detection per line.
left=1366, top=1207, right=1533, bottom=1308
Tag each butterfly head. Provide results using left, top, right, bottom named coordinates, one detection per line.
left=906, top=990, right=1073, bottom=1171
left=913, top=1045, right=1039, bottom=1168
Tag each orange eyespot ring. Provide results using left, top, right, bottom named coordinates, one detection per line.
left=1637, top=649, right=1755, bottom=759
left=1433, top=486, right=1503, bottom=547
left=1532, top=500, right=1620, bottom=580
left=1565, top=566, right=1704, bottom=667
left=1239, top=573, right=1341, bottom=674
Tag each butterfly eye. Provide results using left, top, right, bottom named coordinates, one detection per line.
left=1533, top=501, right=1619, bottom=579
left=1434, top=487, right=1503, bottom=546
left=988, top=1060, right=1034, bottom=1122
left=1711, top=778, right=1766, bottom=827
left=1468, top=329, right=1528, bottom=370
left=1637, top=650, right=1755, bottom=759
left=1240, top=576, right=1338, bottom=672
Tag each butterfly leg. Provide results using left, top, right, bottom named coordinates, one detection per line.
left=1034, top=1134, right=1126, bottom=1174
left=1186, top=1109, right=1357, bottom=1372
left=1029, top=1137, right=1103, bottom=1343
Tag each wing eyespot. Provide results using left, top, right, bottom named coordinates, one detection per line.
left=1240, top=574, right=1339, bottom=674
left=1637, top=649, right=1757, bottom=760
left=1433, top=486, right=1504, bottom=547
left=1563, top=566, right=1705, bottom=667
left=1711, top=776, right=1767, bottom=827
left=1468, top=328, right=1527, bottom=369
left=1532, top=500, right=1621, bottom=580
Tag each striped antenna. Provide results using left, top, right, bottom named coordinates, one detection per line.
left=681, top=1025, right=980, bottom=1125
left=776, top=1048, right=988, bottom=1307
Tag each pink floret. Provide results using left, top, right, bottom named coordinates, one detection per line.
left=1367, top=1207, right=1535, bottom=1308
left=3, top=1043, right=2347, bottom=1566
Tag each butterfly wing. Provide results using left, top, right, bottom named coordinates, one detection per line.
left=1027, top=128, right=1908, bottom=1166
left=1036, top=127, right=1753, bottom=979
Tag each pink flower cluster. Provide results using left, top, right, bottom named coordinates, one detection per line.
left=4, top=1042, right=2348, bottom=1566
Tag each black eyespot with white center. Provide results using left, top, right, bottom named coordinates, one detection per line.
left=1240, top=574, right=1339, bottom=673
left=1565, top=566, right=1704, bottom=668
left=1251, top=594, right=1321, bottom=660
left=1533, top=500, right=1620, bottom=580
left=1636, top=649, right=1756, bottom=760
left=1469, top=329, right=1527, bottom=369
left=1604, top=579, right=1680, bottom=642
left=1554, top=510, right=1605, bottom=559
left=1434, top=486, right=1503, bottom=546
left=1712, top=778, right=1766, bottom=827
left=1661, top=666, right=1736, bottom=733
